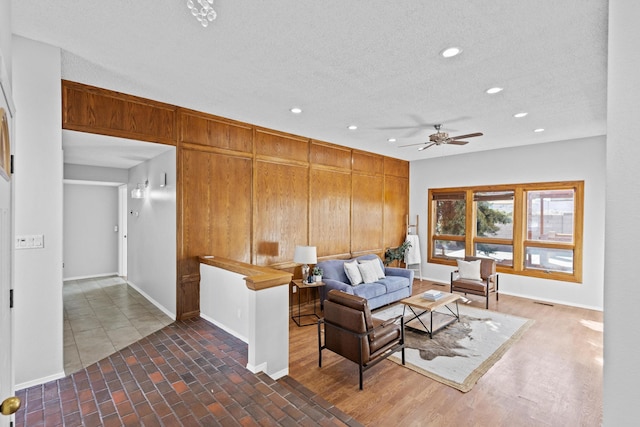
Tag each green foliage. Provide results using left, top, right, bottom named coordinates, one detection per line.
left=475, top=201, right=512, bottom=237
left=437, top=200, right=512, bottom=256
left=312, top=266, right=323, bottom=276
left=384, top=240, right=412, bottom=266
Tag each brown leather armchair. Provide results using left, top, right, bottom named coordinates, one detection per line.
left=450, top=256, right=499, bottom=309
left=318, top=290, right=405, bottom=390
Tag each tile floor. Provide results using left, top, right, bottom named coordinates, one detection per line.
left=63, top=276, right=173, bottom=375
left=16, top=318, right=358, bottom=426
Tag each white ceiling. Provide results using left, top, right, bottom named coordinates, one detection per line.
left=62, top=130, right=174, bottom=169
left=12, top=1, right=608, bottom=163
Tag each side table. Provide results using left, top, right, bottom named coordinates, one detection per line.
left=291, top=279, right=325, bottom=327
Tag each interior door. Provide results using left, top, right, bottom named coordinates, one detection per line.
left=0, top=82, right=17, bottom=424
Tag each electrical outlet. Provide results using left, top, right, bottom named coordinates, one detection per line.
left=15, top=234, right=44, bottom=249
left=292, top=285, right=297, bottom=293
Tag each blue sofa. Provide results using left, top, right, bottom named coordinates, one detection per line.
left=316, top=254, right=414, bottom=310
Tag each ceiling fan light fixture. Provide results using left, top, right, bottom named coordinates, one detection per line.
left=513, top=112, right=528, bottom=118
left=440, top=47, right=462, bottom=58
left=486, top=87, right=504, bottom=94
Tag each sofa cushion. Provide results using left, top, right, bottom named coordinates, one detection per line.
left=343, top=260, right=363, bottom=286
left=376, top=276, right=409, bottom=293
left=317, top=259, right=350, bottom=283
left=358, top=261, right=379, bottom=284
left=352, top=282, right=387, bottom=300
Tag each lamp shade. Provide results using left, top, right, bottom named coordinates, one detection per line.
left=293, top=245, right=317, bottom=264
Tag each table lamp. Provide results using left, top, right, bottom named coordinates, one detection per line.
left=293, top=245, right=317, bottom=283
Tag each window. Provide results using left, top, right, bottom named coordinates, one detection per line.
left=474, top=191, right=514, bottom=266
left=428, top=181, right=583, bottom=282
left=432, top=192, right=466, bottom=259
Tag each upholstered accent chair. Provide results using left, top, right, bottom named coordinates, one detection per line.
left=318, top=290, right=405, bottom=390
left=450, top=256, right=499, bottom=309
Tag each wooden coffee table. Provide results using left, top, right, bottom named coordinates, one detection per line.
left=400, top=291, right=461, bottom=338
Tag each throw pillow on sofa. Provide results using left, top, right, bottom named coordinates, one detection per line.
left=357, top=261, right=379, bottom=284
left=359, top=259, right=385, bottom=279
left=344, top=260, right=364, bottom=285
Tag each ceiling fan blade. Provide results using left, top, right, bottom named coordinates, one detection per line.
left=418, top=142, right=437, bottom=151
left=451, top=132, right=483, bottom=140
left=398, top=142, right=427, bottom=148
left=447, top=140, right=469, bottom=145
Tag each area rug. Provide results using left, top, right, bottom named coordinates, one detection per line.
left=373, top=303, right=534, bottom=392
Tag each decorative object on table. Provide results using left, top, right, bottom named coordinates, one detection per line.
left=422, top=289, right=444, bottom=301
left=312, top=266, right=323, bottom=282
left=294, top=245, right=317, bottom=283
left=384, top=241, right=412, bottom=266
left=450, top=256, right=499, bottom=309
left=373, top=303, right=533, bottom=392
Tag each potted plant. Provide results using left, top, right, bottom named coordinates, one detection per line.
left=384, top=241, right=412, bottom=266
left=312, top=266, right=323, bottom=282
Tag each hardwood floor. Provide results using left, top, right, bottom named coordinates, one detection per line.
left=288, top=281, right=603, bottom=426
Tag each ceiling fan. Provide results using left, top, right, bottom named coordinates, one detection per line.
left=400, top=124, right=483, bottom=151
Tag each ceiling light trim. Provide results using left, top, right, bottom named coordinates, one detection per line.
left=440, top=47, right=462, bottom=58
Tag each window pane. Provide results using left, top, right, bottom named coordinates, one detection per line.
left=433, top=239, right=465, bottom=259
left=527, top=189, right=574, bottom=242
left=435, top=199, right=465, bottom=236
left=474, top=243, right=513, bottom=266
left=525, top=247, right=574, bottom=273
left=475, top=191, right=513, bottom=239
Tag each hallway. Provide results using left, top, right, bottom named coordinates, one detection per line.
left=63, top=276, right=173, bottom=374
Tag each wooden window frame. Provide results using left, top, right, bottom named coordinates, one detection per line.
left=428, top=181, right=584, bottom=283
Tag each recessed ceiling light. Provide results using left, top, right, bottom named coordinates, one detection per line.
left=440, top=47, right=462, bottom=58
left=534, top=128, right=545, bottom=133
left=486, top=87, right=503, bottom=94
left=290, top=107, right=302, bottom=114
left=387, top=138, right=397, bottom=143
left=347, top=125, right=358, bottom=130
left=513, top=112, right=528, bottom=118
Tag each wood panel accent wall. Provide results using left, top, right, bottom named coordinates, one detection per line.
left=61, top=81, right=410, bottom=319
left=62, top=80, right=177, bottom=145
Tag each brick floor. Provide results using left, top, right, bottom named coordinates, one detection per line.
left=15, top=318, right=361, bottom=426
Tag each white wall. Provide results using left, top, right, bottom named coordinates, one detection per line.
left=127, top=148, right=176, bottom=318
left=0, top=0, right=11, bottom=82
left=410, top=136, right=605, bottom=310
left=12, top=36, right=64, bottom=387
left=604, top=1, right=640, bottom=424
left=63, top=183, right=119, bottom=279
left=64, top=163, right=128, bottom=184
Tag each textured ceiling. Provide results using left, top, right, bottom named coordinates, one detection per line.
left=12, top=1, right=608, bottom=164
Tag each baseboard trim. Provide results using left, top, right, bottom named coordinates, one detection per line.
left=422, top=276, right=603, bottom=312
left=199, top=313, right=248, bottom=344
left=16, top=370, right=65, bottom=391
left=126, top=280, right=176, bottom=320
left=63, top=272, right=119, bottom=282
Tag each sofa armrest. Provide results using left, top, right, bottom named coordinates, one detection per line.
left=384, top=266, right=414, bottom=283
left=319, top=278, right=354, bottom=306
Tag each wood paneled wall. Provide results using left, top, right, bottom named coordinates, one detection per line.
left=61, top=81, right=410, bottom=319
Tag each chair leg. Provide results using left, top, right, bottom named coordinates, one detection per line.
left=359, top=365, right=364, bottom=390
left=318, top=321, right=323, bottom=367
